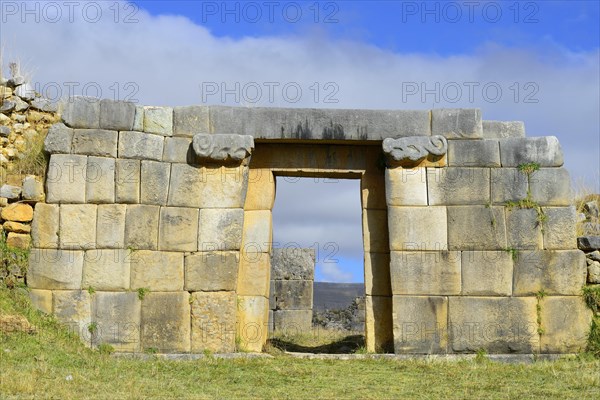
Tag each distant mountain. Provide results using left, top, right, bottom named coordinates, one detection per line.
left=313, top=282, right=364, bottom=311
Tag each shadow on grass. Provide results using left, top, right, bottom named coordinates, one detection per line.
left=268, top=334, right=365, bottom=354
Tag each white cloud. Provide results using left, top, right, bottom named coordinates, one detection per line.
left=318, top=262, right=353, bottom=283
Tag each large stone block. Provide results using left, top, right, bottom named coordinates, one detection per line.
left=365, top=295, right=394, bottom=353
left=173, top=105, right=209, bottom=137
left=447, top=206, right=506, bottom=250
left=191, top=291, right=237, bottom=353
left=140, top=161, right=170, bottom=205
left=271, top=248, right=315, bottom=281
left=241, top=210, right=272, bottom=254
left=499, top=136, right=564, bottom=167
left=0, top=203, right=33, bottom=222
left=388, top=207, right=447, bottom=251
left=86, top=156, right=115, bottom=203
left=543, top=206, right=577, bottom=250
left=59, top=204, right=97, bottom=250
left=461, top=251, right=513, bottom=296
left=198, top=208, right=244, bottom=251
left=29, top=289, right=52, bottom=314
left=447, top=140, right=500, bottom=167
left=141, top=292, right=191, bottom=353
left=513, top=250, right=587, bottom=295
left=490, top=168, right=528, bottom=204
left=505, top=208, right=543, bottom=249
left=448, top=297, right=538, bottom=353
left=390, top=251, right=461, bottom=295
left=99, top=99, right=135, bottom=131
left=28, top=249, right=84, bottom=289
left=271, top=280, right=312, bottom=310
left=192, top=133, right=254, bottom=164
left=158, top=207, right=199, bottom=252
left=115, top=159, right=140, bottom=204
left=364, top=252, right=391, bottom=296
left=363, top=209, right=390, bottom=253
left=167, top=163, right=203, bottom=208
left=245, top=168, right=276, bottom=210
left=162, top=137, right=193, bottom=163
left=529, top=168, right=572, bottom=206
left=272, top=310, right=312, bottom=333
left=71, top=129, right=118, bottom=157
left=361, top=172, right=387, bottom=210
left=393, top=296, right=448, bottom=354
left=131, top=251, right=184, bottom=291
left=143, top=106, right=173, bottom=136
left=431, top=109, right=482, bottom=139
left=45, top=154, right=87, bottom=204
left=427, top=167, right=490, bottom=205
left=482, top=121, right=525, bottom=139
left=44, top=123, right=73, bottom=154
left=62, top=96, right=100, bottom=129
left=82, top=249, right=130, bottom=290
left=238, top=252, right=270, bottom=297
left=382, top=135, right=447, bottom=168
left=124, top=205, right=160, bottom=250
left=31, top=203, right=59, bottom=248
left=539, top=296, right=593, bottom=353
left=197, top=166, right=249, bottom=209
left=118, top=131, right=164, bottom=161
left=236, top=295, right=269, bottom=352
left=93, top=292, right=141, bottom=352
left=184, top=252, right=239, bottom=292
left=384, top=168, right=427, bottom=206
left=96, top=204, right=126, bottom=248
left=53, top=290, right=92, bottom=336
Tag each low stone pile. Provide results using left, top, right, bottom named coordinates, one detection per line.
left=312, top=297, right=366, bottom=332
left=578, top=198, right=600, bottom=284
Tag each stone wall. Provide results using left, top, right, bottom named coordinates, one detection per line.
left=269, top=248, right=315, bottom=334
left=25, top=98, right=593, bottom=355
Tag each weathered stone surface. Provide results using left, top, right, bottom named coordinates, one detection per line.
left=185, top=252, right=238, bottom=292
left=588, top=261, right=600, bottom=283
left=427, top=167, right=490, bottom=205
left=385, top=168, right=427, bottom=206
left=271, top=280, right=312, bottom=310
left=141, top=292, right=191, bottom=353
left=118, top=131, right=164, bottom=161
left=167, top=164, right=203, bottom=208
left=22, top=175, right=44, bottom=201
left=7, top=233, right=31, bottom=249
left=539, top=296, right=592, bottom=353
left=513, top=250, right=587, bottom=295
left=162, top=137, right=193, bottom=163
left=44, top=123, right=73, bottom=154
left=393, top=296, right=448, bottom=354
left=490, top=168, right=528, bottom=204
left=0, top=185, right=21, bottom=199
left=448, top=297, right=538, bottom=353
left=1, top=203, right=33, bottom=222
left=198, top=208, right=244, bottom=251
left=272, top=310, right=312, bottom=333
left=236, top=295, right=269, bottom=352
left=53, top=290, right=92, bottom=336
left=390, top=251, right=461, bottom=295
left=388, top=207, right=447, bottom=251
left=143, top=106, right=173, bottom=136
left=245, top=168, right=276, bottom=210
left=86, top=156, right=115, bottom=203
left=93, top=292, right=141, bottom=352
left=197, top=166, right=249, bottom=208
left=543, top=206, right=577, bottom=250
left=363, top=209, right=390, bottom=253
left=432, top=109, right=482, bottom=139
left=28, top=249, right=84, bottom=289
left=99, top=99, right=135, bottom=131
left=140, top=161, right=170, bottom=205
left=46, top=154, right=87, bottom=204
left=59, top=204, right=97, bottom=249
left=578, top=236, right=600, bottom=251
left=461, top=251, right=513, bottom=296
left=62, top=96, right=100, bottom=129
left=29, top=289, right=52, bottom=314
left=529, top=168, right=572, bottom=206
left=382, top=135, right=447, bottom=167
left=505, top=208, right=543, bottom=249
left=133, top=106, right=144, bottom=131
left=361, top=172, right=387, bottom=210
left=364, top=252, right=391, bottom=296
left=238, top=252, right=270, bottom=297
left=193, top=134, right=254, bottom=164
left=3, top=221, right=31, bottom=233
left=31, top=203, right=59, bottom=248
left=447, top=140, right=500, bottom=167
left=209, top=106, right=431, bottom=140
left=96, top=204, right=126, bottom=248
left=158, top=207, right=199, bottom=252
left=31, top=98, right=58, bottom=113
left=241, top=210, right=272, bottom=254
left=130, top=250, right=184, bottom=291
left=482, top=120, right=525, bottom=139
left=115, top=159, right=140, bottom=204
left=447, top=206, right=506, bottom=250
left=191, top=291, right=237, bottom=353
left=72, top=129, right=118, bottom=157
left=271, top=248, right=315, bottom=281
left=82, top=249, right=130, bottom=290
left=173, top=105, right=209, bottom=137
left=365, top=295, right=394, bottom=353
left=124, top=205, right=159, bottom=250
left=500, top=136, right=564, bottom=167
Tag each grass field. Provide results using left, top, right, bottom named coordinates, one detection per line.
left=1, top=288, right=599, bottom=399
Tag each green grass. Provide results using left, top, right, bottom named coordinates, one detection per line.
left=1, top=288, right=599, bottom=399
